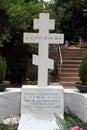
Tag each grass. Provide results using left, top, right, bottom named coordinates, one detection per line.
left=0, top=108, right=87, bottom=130
left=0, top=124, right=18, bottom=130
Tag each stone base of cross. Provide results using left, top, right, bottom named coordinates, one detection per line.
left=23, top=13, right=64, bottom=87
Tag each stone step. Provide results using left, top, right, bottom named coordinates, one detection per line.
left=60, top=81, right=80, bottom=88
left=62, top=60, right=81, bottom=64
left=61, top=48, right=85, bottom=53
left=58, top=64, right=79, bottom=67
left=61, top=64, right=80, bottom=68
left=60, top=77, right=80, bottom=82
left=62, top=52, right=83, bottom=56
left=62, top=52, right=83, bottom=55
left=59, top=48, right=86, bottom=88
left=62, top=57, right=82, bottom=60
left=61, top=68, right=79, bottom=72
left=60, top=82, right=76, bottom=88
left=61, top=73, right=79, bottom=77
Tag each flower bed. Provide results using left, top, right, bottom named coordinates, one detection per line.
left=0, top=108, right=87, bottom=130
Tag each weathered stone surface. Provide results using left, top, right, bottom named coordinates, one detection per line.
left=18, top=85, right=64, bottom=130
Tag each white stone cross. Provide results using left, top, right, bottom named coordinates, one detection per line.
left=23, top=13, right=64, bottom=87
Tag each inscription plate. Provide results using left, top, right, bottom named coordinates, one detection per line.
left=21, top=85, right=64, bottom=117
left=24, top=33, right=64, bottom=43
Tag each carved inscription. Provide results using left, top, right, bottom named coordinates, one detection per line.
left=22, top=89, right=62, bottom=112
left=24, top=34, right=63, bottom=42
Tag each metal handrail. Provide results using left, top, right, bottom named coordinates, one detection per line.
left=58, top=44, right=63, bottom=75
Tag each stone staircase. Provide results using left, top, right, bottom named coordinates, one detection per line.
left=59, top=48, right=85, bottom=88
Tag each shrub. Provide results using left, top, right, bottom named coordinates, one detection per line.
left=0, top=55, right=7, bottom=83
left=79, top=50, right=87, bottom=85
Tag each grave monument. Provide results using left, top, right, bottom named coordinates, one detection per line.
left=18, top=13, right=64, bottom=130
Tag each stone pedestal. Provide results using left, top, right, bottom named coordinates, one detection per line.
left=18, top=85, right=64, bottom=130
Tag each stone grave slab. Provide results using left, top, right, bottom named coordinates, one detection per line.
left=18, top=85, right=64, bottom=130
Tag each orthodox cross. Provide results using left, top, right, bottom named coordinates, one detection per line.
left=23, top=13, right=64, bottom=87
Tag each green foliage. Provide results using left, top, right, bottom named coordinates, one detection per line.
left=0, top=107, right=87, bottom=130
left=64, top=107, right=87, bottom=130
left=0, top=0, right=56, bottom=83
left=0, top=0, right=55, bottom=83
left=53, top=0, right=87, bottom=41
left=0, top=55, right=7, bottom=83
left=3, top=43, right=38, bottom=83
left=5, top=44, right=35, bottom=83
left=64, top=107, right=82, bottom=126
left=55, top=107, right=87, bottom=130
left=0, top=0, right=46, bottom=45
left=0, top=123, right=18, bottom=130
left=25, top=80, right=37, bottom=85
left=7, top=2, right=29, bottom=30
left=79, top=50, right=87, bottom=85
left=55, top=113, right=71, bottom=130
